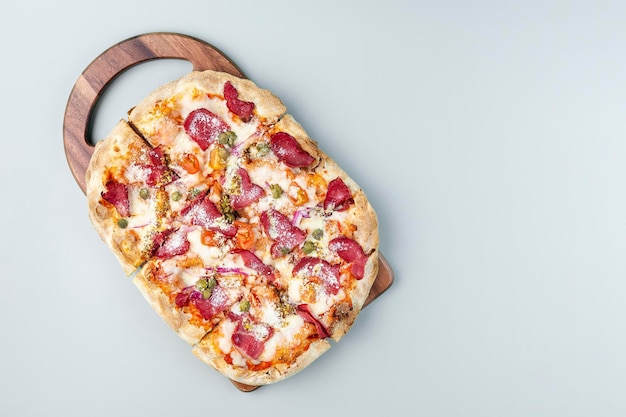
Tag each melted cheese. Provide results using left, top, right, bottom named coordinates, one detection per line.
left=260, top=302, right=282, bottom=328
left=259, top=315, right=305, bottom=362
left=126, top=188, right=158, bottom=230
left=218, top=319, right=237, bottom=355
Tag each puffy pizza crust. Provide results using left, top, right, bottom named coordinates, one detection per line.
left=328, top=252, right=379, bottom=341
left=192, top=333, right=332, bottom=386
left=322, top=160, right=379, bottom=341
left=85, top=121, right=149, bottom=275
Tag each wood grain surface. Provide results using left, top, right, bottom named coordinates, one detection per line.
left=63, top=32, right=394, bottom=392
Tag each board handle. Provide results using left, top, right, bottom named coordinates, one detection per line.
left=63, top=32, right=245, bottom=193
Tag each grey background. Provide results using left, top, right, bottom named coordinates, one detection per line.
left=2, top=0, right=626, bottom=415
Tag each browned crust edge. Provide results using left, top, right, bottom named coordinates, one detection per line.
left=85, top=121, right=146, bottom=276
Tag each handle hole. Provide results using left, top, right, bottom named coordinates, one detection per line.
left=87, top=59, right=193, bottom=146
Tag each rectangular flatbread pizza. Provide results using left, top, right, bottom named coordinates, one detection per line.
left=86, top=70, right=379, bottom=386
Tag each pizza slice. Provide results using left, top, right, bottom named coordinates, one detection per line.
left=191, top=272, right=332, bottom=386
left=86, top=121, right=173, bottom=275
left=131, top=192, right=265, bottom=345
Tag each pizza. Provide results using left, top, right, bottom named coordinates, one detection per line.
left=85, top=70, right=379, bottom=386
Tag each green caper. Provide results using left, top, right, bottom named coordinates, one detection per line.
left=270, top=184, right=283, bottom=199
left=239, top=299, right=250, bottom=312
left=218, top=131, right=237, bottom=147
left=206, top=277, right=217, bottom=289
left=196, top=277, right=217, bottom=293
left=311, top=229, right=324, bottom=240
left=220, top=195, right=237, bottom=223
left=171, top=191, right=182, bottom=201
left=202, top=288, right=213, bottom=299
left=195, top=278, right=209, bottom=291
left=217, top=132, right=230, bottom=146
left=256, top=142, right=270, bottom=156
left=218, top=146, right=231, bottom=162
left=139, top=188, right=150, bottom=200
left=117, top=218, right=128, bottom=229
left=302, top=241, right=317, bottom=254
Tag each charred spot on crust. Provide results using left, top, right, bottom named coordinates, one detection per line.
left=332, top=301, right=353, bottom=320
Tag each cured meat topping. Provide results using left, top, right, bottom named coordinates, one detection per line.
left=296, top=304, right=330, bottom=339
left=232, top=249, right=275, bottom=283
left=224, top=81, right=255, bottom=122
left=293, top=257, right=340, bottom=295
left=270, top=132, right=315, bottom=168
left=175, top=285, right=230, bottom=320
left=323, top=178, right=354, bottom=211
left=229, top=168, right=264, bottom=210
left=260, top=209, right=306, bottom=258
left=141, top=147, right=175, bottom=187
left=181, top=192, right=237, bottom=237
left=329, top=237, right=368, bottom=280
left=183, top=108, right=230, bottom=151
left=231, top=317, right=273, bottom=359
left=101, top=180, right=130, bottom=217
left=154, top=228, right=190, bottom=259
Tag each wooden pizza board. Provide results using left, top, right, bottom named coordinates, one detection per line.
left=63, top=32, right=394, bottom=392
